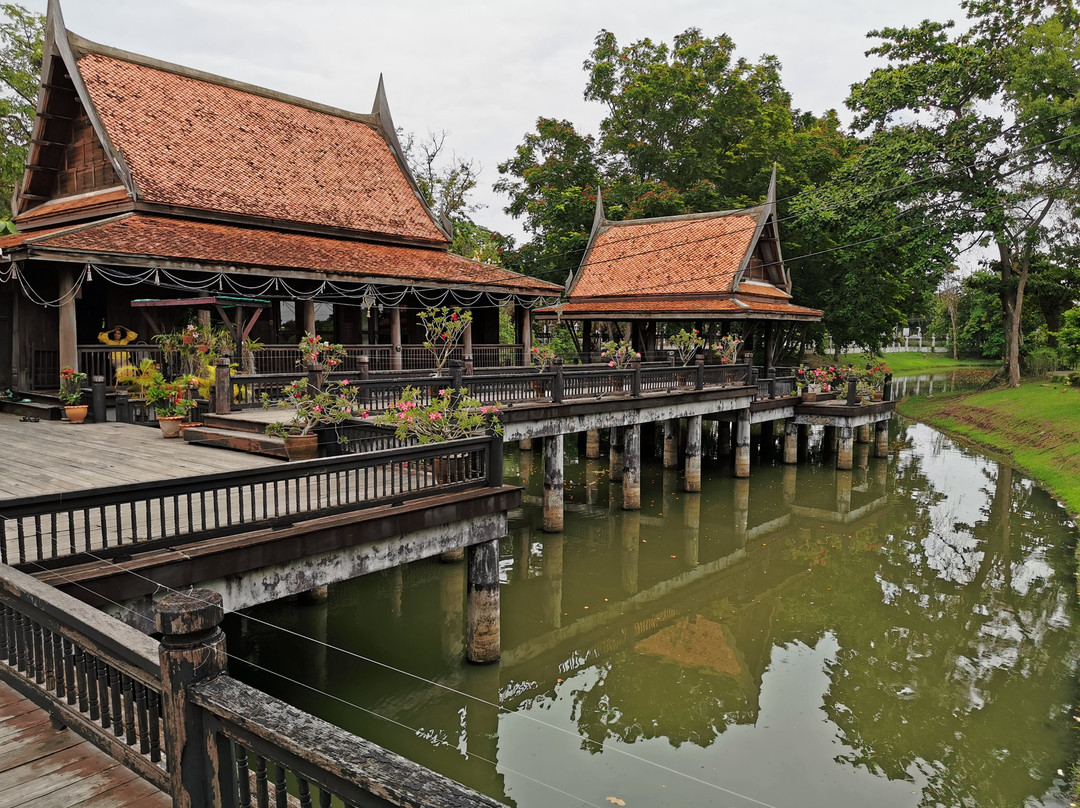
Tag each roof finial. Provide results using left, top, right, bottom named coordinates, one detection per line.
left=592, top=186, right=606, bottom=230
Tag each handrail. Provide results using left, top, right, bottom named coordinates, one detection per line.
left=0, top=562, right=168, bottom=790
left=192, top=676, right=507, bottom=808
left=1, top=435, right=501, bottom=567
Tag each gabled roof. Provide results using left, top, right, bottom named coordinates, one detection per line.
left=0, top=214, right=563, bottom=297
left=543, top=170, right=819, bottom=322
left=15, top=0, right=448, bottom=247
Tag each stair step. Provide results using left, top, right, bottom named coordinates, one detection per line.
left=200, top=414, right=274, bottom=434
left=0, top=399, right=62, bottom=420
left=183, top=426, right=287, bottom=458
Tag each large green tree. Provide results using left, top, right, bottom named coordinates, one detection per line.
left=0, top=3, right=43, bottom=220
left=845, top=0, right=1080, bottom=385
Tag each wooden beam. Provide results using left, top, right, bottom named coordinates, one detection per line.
left=30, top=138, right=66, bottom=147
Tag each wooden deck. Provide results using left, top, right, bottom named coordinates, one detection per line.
left=0, top=680, right=169, bottom=808
left=0, top=412, right=280, bottom=500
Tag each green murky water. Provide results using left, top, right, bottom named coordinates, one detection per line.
left=227, top=399, right=1080, bottom=808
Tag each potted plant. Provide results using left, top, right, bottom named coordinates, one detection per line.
left=866, top=360, right=891, bottom=400
left=59, top=366, right=88, bottom=423
left=262, top=377, right=364, bottom=460
left=374, top=386, right=502, bottom=482
left=419, top=307, right=472, bottom=373
left=145, top=373, right=197, bottom=437
left=669, top=328, right=705, bottom=366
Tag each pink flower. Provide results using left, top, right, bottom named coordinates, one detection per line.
left=439, top=389, right=446, bottom=396
left=312, top=405, right=322, bottom=413
left=608, top=360, right=616, bottom=367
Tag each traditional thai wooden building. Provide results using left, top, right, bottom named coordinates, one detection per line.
left=0, top=0, right=560, bottom=389
left=536, top=171, right=822, bottom=370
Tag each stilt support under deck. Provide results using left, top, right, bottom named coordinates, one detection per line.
left=783, top=419, right=798, bottom=464
left=543, top=434, right=564, bottom=533
left=684, top=416, right=702, bottom=492
left=837, top=426, right=854, bottom=470
left=610, top=427, right=624, bottom=482
left=875, top=420, right=889, bottom=458
left=735, top=410, right=751, bottom=478
left=466, top=538, right=500, bottom=664
left=585, top=429, right=600, bottom=459
left=622, top=424, right=641, bottom=510
left=663, top=419, right=679, bottom=469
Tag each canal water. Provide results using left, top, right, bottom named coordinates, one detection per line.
left=227, top=379, right=1080, bottom=808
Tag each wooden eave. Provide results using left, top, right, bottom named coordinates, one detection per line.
left=532, top=307, right=821, bottom=323
left=15, top=195, right=134, bottom=231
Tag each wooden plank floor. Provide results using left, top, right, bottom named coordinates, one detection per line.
left=0, top=413, right=280, bottom=500
left=0, top=680, right=170, bottom=808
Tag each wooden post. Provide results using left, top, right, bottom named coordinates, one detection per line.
left=357, top=354, right=370, bottom=380
left=684, top=415, right=702, bottom=493
left=663, top=419, right=679, bottom=469
left=390, top=306, right=402, bottom=371
left=695, top=356, right=705, bottom=390
left=552, top=357, right=564, bottom=403
left=735, top=409, right=751, bottom=478
left=875, top=419, right=889, bottom=458
left=783, top=418, right=798, bottom=464
left=521, top=306, right=532, bottom=360
left=622, top=424, right=641, bottom=510
left=90, top=375, right=106, bottom=423
left=585, top=429, right=600, bottom=459
left=631, top=357, right=641, bottom=397
left=846, top=374, right=858, bottom=406
left=463, top=321, right=473, bottom=365
left=543, top=433, right=564, bottom=533
left=115, top=389, right=131, bottom=423
left=156, top=589, right=231, bottom=808
left=609, top=427, right=624, bottom=482
left=837, top=425, right=854, bottom=470
left=213, top=357, right=231, bottom=415
left=298, top=300, right=316, bottom=335
left=466, top=538, right=500, bottom=664
left=58, top=266, right=78, bottom=373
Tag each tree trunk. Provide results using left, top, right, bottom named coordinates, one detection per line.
left=998, top=242, right=1025, bottom=388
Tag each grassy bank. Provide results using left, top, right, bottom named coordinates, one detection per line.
left=897, top=380, right=1080, bottom=516
left=811, top=352, right=998, bottom=375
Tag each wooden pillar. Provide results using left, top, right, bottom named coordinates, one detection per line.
left=213, top=357, right=231, bottom=415
left=684, top=415, right=702, bottom=493
left=582, top=319, right=594, bottom=357
left=735, top=409, right=751, bottom=478
left=622, top=424, right=641, bottom=510
left=663, top=419, right=679, bottom=469
left=585, top=429, right=600, bottom=459
left=543, top=433, right=564, bottom=533
left=783, top=418, right=798, bottom=464
left=837, top=425, right=854, bottom=470
left=58, top=266, right=78, bottom=373
left=521, top=306, right=532, bottom=360
left=463, top=321, right=473, bottom=363
left=609, top=427, right=624, bottom=482
left=156, top=590, right=230, bottom=808
left=390, top=306, right=402, bottom=371
left=466, top=537, right=501, bottom=664
left=856, top=423, right=871, bottom=444
left=298, top=299, right=316, bottom=335
left=875, top=419, right=889, bottom=458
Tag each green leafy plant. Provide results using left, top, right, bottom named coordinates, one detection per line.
left=145, top=372, right=197, bottom=418
left=714, top=334, right=743, bottom=365
left=262, top=377, right=363, bottom=438
left=669, top=328, right=705, bottom=366
left=115, top=357, right=160, bottom=398
left=374, top=386, right=502, bottom=444
left=58, top=366, right=86, bottom=406
left=419, top=307, right=472, bottom=371
left=600, top=340, right=639, bottom=369
left=297, top=332, right=346, bottom=370
left=530, top=343, right=558, bottom=372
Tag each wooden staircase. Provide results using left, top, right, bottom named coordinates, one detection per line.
left=182, top=413, right=287, bottom=459
left=0, top=390, right=63, bottom=420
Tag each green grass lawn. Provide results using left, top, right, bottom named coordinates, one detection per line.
left=807, top=352, right=999, bottom=375
left=898, top=380, right=1080, bottom=516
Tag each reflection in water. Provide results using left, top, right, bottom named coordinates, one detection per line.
left=228, top=417, right=1079, bottom=808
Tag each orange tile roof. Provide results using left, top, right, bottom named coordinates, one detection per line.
left=75, top=52, right=446, bottom=244
left=736, top=280, right=790, bottom=299
left=534, top=297, right=822, bottom=319
left=572, top=214, right=758, bottom=298
left=6, top=214, right=561, bottom=296
left=16, top=188, right=132, bottom=223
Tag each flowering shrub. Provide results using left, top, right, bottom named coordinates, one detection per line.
left=297, top=332, right=346, bottom=370
left=530, top=343, right=558, bottom=372
left=419, top=306, right=472, bottom=371
left=600, top=340, right=640, bottom=369
left=262, top=378, right=364, bottom=438
left=374, top=386, right=502, bottom=444
left=715, top=334, right=743, bottom=364
left=146, top=372, right=197, bottom=418
left=865, top=361, right=891, bottom=389
left=58, top=367, right=87, bottom=406
left=154, top=324, right=234, bottom=377
left=669, top=329, right=704, bottom=366
left=795, top=364, right=834, bottom=392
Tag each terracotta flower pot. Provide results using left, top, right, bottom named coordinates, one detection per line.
left=284, top=434, right=319, bottom=461
left=802, top=391, right=818, bottom=403
left=64, top=404, right=89, bottom=424
left=158, top=415, right=184, bottom=438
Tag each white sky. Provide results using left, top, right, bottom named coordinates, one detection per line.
left=24, top=0, right=967, bottom=241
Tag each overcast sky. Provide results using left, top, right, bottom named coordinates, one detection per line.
left=25, top=0, right=967, bottom=241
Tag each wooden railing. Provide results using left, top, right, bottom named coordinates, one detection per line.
left=0, top=566, right=506, bottom=807
left=1, top=435, right=502, bottom=567
left=0, top=565, right=169, bottom=791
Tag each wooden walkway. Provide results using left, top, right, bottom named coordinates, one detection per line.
left=0, top=680, right=169, bottom=808
left=0, top=412, right=279, bottom=500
